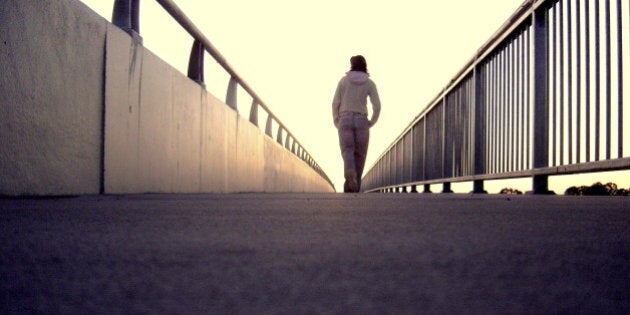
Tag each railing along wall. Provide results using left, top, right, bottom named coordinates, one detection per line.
left=111, top=0, right=332, bottom=187
left=362, top=0, right=628, bottom=194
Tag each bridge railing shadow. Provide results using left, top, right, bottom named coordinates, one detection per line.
left=362, top=0, right=629, bottom=194
left=111, top=0, right=333, bottom=188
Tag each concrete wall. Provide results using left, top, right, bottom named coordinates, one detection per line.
left=0, top=0, right=333, bottom=195
left=104, top=25, right=332, bottom=193
left=0, top=0, right=106, bottom=195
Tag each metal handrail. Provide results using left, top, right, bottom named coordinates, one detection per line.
left=368, top=0, right=539, bottom=168
left=362, top=0, right=628, bottom=194
left=111, top=0, right=333, bottom=188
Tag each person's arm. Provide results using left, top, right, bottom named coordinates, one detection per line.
left=368, top=81, right=381, bottom=127
left=332, top=79, right=343, bottom=128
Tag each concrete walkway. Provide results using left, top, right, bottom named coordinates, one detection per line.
left=1, top=193, right=628, bottom=313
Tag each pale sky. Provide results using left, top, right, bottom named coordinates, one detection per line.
left=80, top=0, right=629, bottom=193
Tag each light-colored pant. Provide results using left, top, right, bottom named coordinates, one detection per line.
left=337, top=113, right=370, bottom=192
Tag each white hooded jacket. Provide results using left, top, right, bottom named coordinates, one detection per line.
left=332, top=71, right=381, bottom=127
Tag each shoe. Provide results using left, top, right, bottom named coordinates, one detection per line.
left=345, top=170, right=358, bottom=193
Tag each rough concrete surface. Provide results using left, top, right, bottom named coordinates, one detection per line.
left=0, top=0, right=105, bottom=195
left=1, top=193, right=628, bottom=313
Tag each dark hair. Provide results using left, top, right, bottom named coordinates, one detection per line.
left=350, top=55, right=368, bottom=73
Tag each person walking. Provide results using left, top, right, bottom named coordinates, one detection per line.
left=332, top=55, right=381, bottom=193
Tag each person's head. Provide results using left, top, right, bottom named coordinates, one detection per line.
left=350, top=55, right=368, bottom=73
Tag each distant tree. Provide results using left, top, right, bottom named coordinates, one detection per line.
left=584, top=182, right=609, bottom=195
left=564, top=186, right=582, bottom=196
left=564, top=182, right=629, bottom=196
left=499, top=188, right=522, bottom=195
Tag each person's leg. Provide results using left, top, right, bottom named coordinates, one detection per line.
left=353, top=115, right=370, bottom=192
left=338, top=115, right=358, bottom=192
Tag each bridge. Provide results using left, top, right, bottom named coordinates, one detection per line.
left=1, top=0, right=629, bottom=312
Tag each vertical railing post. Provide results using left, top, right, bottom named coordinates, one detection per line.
left=226, top=77, right=238, bottom=111
left=112, top=0, right=141, bottom=41
left=615, top=0, right=623, bottom=158
left=422, top=118, right=427, bottom=184
left=441, top=97, right=453, bottom=193
left=249, top=100, right=258, bottom=126
left=397, top=143, right=402, bottom=184
left=130, top=0, right=139, bottom=33
left=187, top=39, right=204, bottom=85
left=441, top=97, right=447, bottom=181
left=277, top=126, right=283, bottom=145
left=472, top=66, right=488, bottom=193
left=285, top=134, right=291, bottom=150
left=390, top=148, right=394, bottom=187
left=442, top=182, right=453, bottom=193
left=410, top=124, right=415, bottom=186
left=423, top=184, right=432, bottom=193
left=265, top=116, right=273, bottom=137
left=112, top=0, right=132, bottom=30
left=531, top=4, right=553, bottom=194
left=386, top=150, right=392, bottom=186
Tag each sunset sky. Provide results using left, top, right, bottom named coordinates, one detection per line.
left=80, top=0, right=629, bottom=193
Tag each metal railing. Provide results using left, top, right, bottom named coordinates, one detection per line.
left=362, top=0, right=629, bottom=194
left=111, top=0, right=333, bottom=188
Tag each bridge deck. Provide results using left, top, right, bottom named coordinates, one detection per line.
left=1, top=194, right=628, bottom=313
